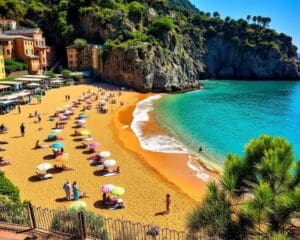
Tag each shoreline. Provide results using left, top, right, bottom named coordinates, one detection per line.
left=113, top=93, right=219, bottom=201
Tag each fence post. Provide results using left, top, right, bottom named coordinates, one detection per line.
left=78, top=211, right=87, bottom=240
left=28, top=202, right=37, bottom=229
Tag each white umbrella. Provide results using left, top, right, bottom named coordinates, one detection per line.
left=64, top=110, right=72, bottom=115
left=99, top=151, right=111, bottom=158
left=36, top=163, right=53, bottom=172
left=64, top=104, right=71, bottom=108
left=76, top=119, right=86, bottom=124
left=52, top=129, right=62, bottom=133
left=103, top=159, right=116, bottom=167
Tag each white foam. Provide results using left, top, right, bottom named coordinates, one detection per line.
left=187, top=157, right=210, bottom=181
left=131, top=95, right=187, bottom=154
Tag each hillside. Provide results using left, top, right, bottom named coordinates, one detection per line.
left=0, top=0, right=299, bottom=92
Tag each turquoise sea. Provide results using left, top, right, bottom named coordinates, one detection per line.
left=154, top=81, right=300, bottom=167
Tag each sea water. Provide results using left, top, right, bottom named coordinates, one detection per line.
left=152, top=80, right=300, bottom=167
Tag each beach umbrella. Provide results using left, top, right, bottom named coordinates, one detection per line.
left=76, top=119, right=86, bottom=124
left=51, top=142, right=64, bottom=149
left=73, top=100, right=80, bottom=104
left=102, top=184, right=115, bottom=193
left=99, top=151, right=111, bottom=158
left=48, top=133, right=57, bottom=140
left=79, top=129, right=90, bottom=136
left=69, top=200, right=87, bottom=212
left=64, top=104, right=71, bottom=108
left=36, top=163, right=53, bottom=172
left=52, top=129, right=62, bottom=133
left=78, top=114, right=88, bottom=119
left=103, top=159, right=116, bottom=167
left=111, top=186, right=125, bottom=196
left=64, top=110, right=72, bottom=115
left=89, top=142, right=100, bottom=148
left=86, top=100, right=92, bottom=104
left=55, top=155, right=68, bottom=161
left=83, top=137, right=93, bottom=142
left=59, top=115, right=68, bottom=120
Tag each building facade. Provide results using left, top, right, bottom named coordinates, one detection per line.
left=0, top=45, right=5, bottom=79
left=2, top=28, right=49, bottom=74
left=66, top=44, right=102, bottom=72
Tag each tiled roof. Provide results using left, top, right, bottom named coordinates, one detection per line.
left=4, top=28, right=41, bottom=35
left=0, top=34, right=33, bottom=40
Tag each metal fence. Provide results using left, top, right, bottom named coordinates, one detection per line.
left=0, top=202, right=214, bottom=240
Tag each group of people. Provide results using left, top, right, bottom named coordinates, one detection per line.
left=63, top=181, right=88, bottom=201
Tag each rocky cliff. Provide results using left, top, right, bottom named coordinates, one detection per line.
left=95, top=36, right=204, bottom=92
left=203, top=38, right=300, bottom=79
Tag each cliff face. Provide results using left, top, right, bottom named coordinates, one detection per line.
left=203, top=38, right=300, bottom=79
left=95, top=37, right=204, bottom=92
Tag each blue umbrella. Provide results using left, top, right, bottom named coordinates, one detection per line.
left=78, top=114, right=87, bottom=119
left=51, top=142, right=64, bottom=148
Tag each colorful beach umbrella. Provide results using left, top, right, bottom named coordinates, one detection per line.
left=89, top=142, right=100, bottom=148
left=48, top=133, right=57, bottom=140
left=103, top=159, right=116, bottom=167
left=51, top=142, right=64, bottom=149
left=69, top=200, right=87, bottom=211
left=76, top=119, right=86, bottom=124
left=99, top=151, right=111, bottom=158
left=79, top=129, right=90, bottom=136
left=102, top=184, right=115, bottom=193
left=78, top=114, right=88, bottom=119
left=111, top=186, right=125, bottom=196
left=36, top=163, right=53, bottom=172
left=55, top=155, right=68, bottom=161
left=64, top=110, right=72, bottom=115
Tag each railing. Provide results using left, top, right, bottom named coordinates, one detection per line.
left=0, top=202, right=216, bottom=240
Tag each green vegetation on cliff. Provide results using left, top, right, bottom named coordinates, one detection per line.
left=1, top=0, right=299, bottom=83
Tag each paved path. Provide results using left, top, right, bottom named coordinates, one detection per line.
left=0, top=231, right=30, bottom=240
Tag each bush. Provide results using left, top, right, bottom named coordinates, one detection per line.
left=149, top=17, right=174, bottom=37
left=4, top=58, right=28, bottom=74
left=46, top=71, right=56, bottom=78
left=128, top=1, right=145, bottom=21
left=0, top=172, right=21, bottom=203
left=74, top=38, right=87, bottom=49
left=62, top=69, right=72, bottom=79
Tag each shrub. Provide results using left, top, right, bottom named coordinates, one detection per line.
left=74, top=38, right=87, bottom=49
left=128, top=1, right=145, bottom=21
left=0, top=172, right=20, bottom=203
left=149, top=17, right=174, bottom=37
left=46, top=71, right=56, bottom=78
left=4, top=58, right=27, bottom=74
left=62, top=69, right=72, bottom=79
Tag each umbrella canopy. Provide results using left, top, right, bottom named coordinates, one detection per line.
left=76, top=119, right=86, bottom=124
left=36, top=163, right=53, bottom=172
left=89, top=142, right=100, bottom=148
left=103, top=159, right=116, bottom=167
left=80, top=129, right=90, bottom=136
left=102, top=184, right=115, bottom=193
left=52, top=129, right=62, bottom=133
left=59, top=115, right=68, bottom=120
left=69, top=200, right=87, bottom=211
left=111, top=186, right=125, bottom=196
left=55, top=155, right=68, bottom=161
left=99, top=151, right=111, bottom=158
left=86, top=100, right=92, bottom=104
left=51, top=142, right=64, bottom=148
left=64, top=110, right=72, bottom=115
left=78, top=114, right=88, bottom=119
left=73, top=100, right=80, bottom=104
left=48, top=133, right=57, bottom=139
left=64, top=104, right=71, bottom=108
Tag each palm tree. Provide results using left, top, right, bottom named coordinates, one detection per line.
left=213, top=11, right=220, bottom=18
left=187, top=135, right=300, bottom=239
left=252, top=16, right=257, bottom=24
left=246, top=15, right=251, bottom=22
left=257, top=16, right=262, bottom=26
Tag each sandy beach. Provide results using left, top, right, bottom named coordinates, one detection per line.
left=0, top=84, right=216, bottom=231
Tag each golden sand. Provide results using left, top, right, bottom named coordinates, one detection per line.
left=0, top=84, right=215, bottom=231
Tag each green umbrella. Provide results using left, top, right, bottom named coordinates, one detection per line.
left=111, top=186, right=125, bottom=196
left=78, top=114, right=87, bottom=119
left=69, top=200, right=87, bottom=212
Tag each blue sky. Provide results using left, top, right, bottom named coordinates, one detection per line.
left=190, top=0, right=300, bottom=50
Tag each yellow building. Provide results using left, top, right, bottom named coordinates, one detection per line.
left=0, top=45, right=5, bottom=79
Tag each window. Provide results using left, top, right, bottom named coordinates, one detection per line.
left=25, top=49, right=28, bottom=55
left=69, top=61, right=73, bottom=65
left=69, top=54, right=73, bottom=59
left=6, top=49, right=10, bottom=55
left=31, top=49, right=34, bottom=54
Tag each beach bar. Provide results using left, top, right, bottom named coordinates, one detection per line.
left=0, top=85, right=11, bottom=95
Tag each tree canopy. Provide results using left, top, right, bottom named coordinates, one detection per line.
left=187, top=135, right=300, bottom=239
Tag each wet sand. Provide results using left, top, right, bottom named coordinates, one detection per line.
left=0, top=84, right=213, bottom=231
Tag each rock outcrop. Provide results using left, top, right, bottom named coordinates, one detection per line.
left=203, top=38, right=300, bottom=79
left=95, top=38, right=204, bottom=92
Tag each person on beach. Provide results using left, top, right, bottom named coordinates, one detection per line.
left=199, top=146, right=203, bottom=152
left=165, top=194, right=171, bottom=214
left=72, top=181, right=80, bottom=200
left=63, top=181, right=71, bottom=200
left=20, top=123, right=25, bottom=137
left=18, top=105, right=21, bottom=114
